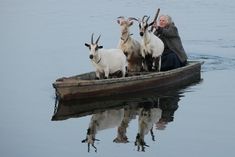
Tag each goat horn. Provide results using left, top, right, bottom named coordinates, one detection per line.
left=117, top=16, right=125, bottom=19
left=91, top=33, right=94, bottom=44
left=92, top=144, right=97, bottom=151
left=142, top=15, right=148, bottom=21
left=95, top=35, right=101, bottom=44
left=128, top=17, right=138, bottom=21
left=146, top=16, right=150, bottom=23
left=88, top=143, right=90, bottom=152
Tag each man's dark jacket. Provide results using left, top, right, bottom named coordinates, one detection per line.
left=154, top=23, right=188, bottom=63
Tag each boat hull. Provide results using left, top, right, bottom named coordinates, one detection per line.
left=53, top=61, right=202, bottom=100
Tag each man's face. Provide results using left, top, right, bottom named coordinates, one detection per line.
left=159, top=16, right=168, bottom=28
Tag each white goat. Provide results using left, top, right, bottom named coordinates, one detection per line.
left=85, top=33, right=127, bottom=79
left=135, top=105, right=162, bottom=152
left=117, top=16, right=142, bottom=72
left=82, top=109, right=124, bottom=152
left=137, top=15, right=164, bottom=71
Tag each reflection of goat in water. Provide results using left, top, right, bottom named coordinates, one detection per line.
left=135, top=103, right=162, bottom=152
left=113, top=104, right=139, bottom=143
left=82, top=109, right=124, bottom=152
left=82, top=122, right=99, bottom=152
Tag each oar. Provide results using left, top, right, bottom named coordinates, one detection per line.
left=150, top=8, right=160, bottom=31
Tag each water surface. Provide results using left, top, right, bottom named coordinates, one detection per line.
left=1, top=0, right=235, bottom=157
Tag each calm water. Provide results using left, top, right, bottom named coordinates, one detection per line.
left=1, top=0, right=235, bottom=157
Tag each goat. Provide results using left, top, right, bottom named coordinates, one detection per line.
left=82, top=109, right=124, bottom=152
left=113, top=105, right=139, bottom=143
left=85, top=33, right=127, bottom=79
left=135, top=102, right=162, bottom=152
left=136, top=15, right=164, bottom=71
left=117, top=16, right=142, bottom=72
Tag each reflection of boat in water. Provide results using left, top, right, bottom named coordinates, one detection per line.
left=52, top=79, right=200, bottom=152
left=52, top=61, right=202, bottom=100
left=52, top=89, right=183, bottom=121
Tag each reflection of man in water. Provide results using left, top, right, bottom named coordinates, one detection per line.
left=156, top=96, right=179, bottom=130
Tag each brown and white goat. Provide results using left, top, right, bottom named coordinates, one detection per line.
left=117, top=16, right=142, bottom=72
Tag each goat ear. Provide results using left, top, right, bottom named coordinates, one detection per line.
left=117, top=19, right=120, bottom=24
left=98, top=46, right=103, bottom=49
left=85, top=43, right=90, bottom=47
left=129, top=21, right=133, bottom=26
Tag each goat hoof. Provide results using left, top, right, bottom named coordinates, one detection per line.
left=95, top=77, right=99, bottom=80
left=104, top=77, right=108, bottom=79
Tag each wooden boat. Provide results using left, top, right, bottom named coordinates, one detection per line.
left=52, top=61, right=203, bottom=100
